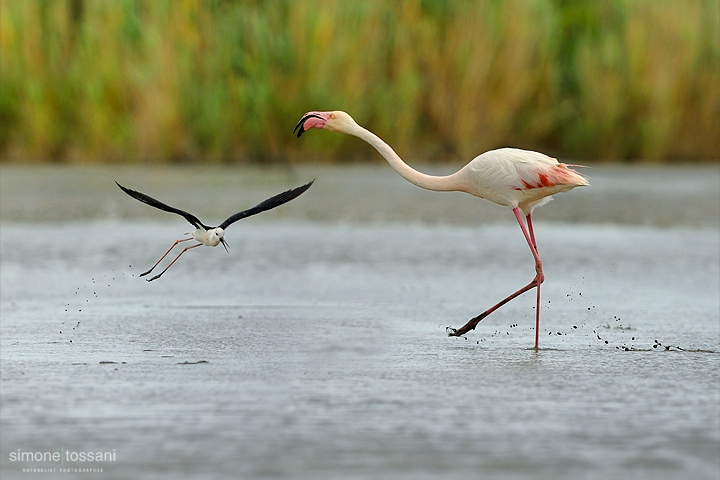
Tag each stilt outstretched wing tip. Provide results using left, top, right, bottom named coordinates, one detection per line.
left=219, top=179, right=315, bottom=229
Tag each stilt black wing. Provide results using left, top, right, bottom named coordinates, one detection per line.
left=116, top=182, right=208, bottom=230
left=219, top=180, right=314, bottom=230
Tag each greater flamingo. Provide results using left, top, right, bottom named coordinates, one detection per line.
left=116, top=180, right=314, bottom=281
left=294, top=111, right=588, bottom=348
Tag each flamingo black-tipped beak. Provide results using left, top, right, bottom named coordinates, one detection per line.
left=220, top=237, right=229, bottom=253
left=293, top=114, right=323, bottom=138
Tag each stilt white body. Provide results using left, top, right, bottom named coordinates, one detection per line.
left=192, top=227, right=225, bottom=247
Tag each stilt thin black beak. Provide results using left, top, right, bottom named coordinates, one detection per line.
left=220, top=237, right=229, bottom=253
left=293, top=114, right=323, bottom=138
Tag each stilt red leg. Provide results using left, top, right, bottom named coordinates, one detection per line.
left=448, top=208, right=545, bottom=348
left=146, top=243, right=202, bottom=282
left=140, top=237, right=194, bottom=277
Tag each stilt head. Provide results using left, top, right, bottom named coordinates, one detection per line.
left=196, top=227, right=226, bottom=249
left=208, top=227, right=224, bottom=247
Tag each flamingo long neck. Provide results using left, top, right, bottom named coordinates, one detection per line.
left=352, top=125, right=468, bottom=193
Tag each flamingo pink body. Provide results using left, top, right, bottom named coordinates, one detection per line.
left=295, top=110, right=589, bottom=348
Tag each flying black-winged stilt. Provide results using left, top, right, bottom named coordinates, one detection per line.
left=116, top=180, right=314, bottom=281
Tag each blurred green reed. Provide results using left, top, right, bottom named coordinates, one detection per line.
left=1, top=0, right=718, bottom=164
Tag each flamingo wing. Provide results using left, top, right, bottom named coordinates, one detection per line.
left=510, top=151, right=588, bottom=191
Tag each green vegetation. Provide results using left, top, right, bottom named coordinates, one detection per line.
left=1, top=0, right=718, bottom=164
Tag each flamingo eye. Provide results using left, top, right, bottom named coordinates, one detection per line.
left=330, top=113, right=335, bottom=119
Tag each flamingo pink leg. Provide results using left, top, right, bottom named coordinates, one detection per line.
left=526, top=213, right=542, bottom=349
left=448, top=208, right=544, bottom=348
left=146, top=243, right=202, bottom=282
left=140, top=237, right=194, bottom=277
left=526, top=214, right=537, bottom=253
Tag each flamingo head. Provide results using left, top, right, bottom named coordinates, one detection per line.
left=294, top=111, right=357, bottom=138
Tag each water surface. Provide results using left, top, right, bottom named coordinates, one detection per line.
left=1, top=165, right=719, bottom=479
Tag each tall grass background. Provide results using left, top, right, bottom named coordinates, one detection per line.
left=1, top=0, right=718, bottom=164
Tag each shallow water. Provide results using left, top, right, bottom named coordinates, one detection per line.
left=1, top=165, right=719, bottom=479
